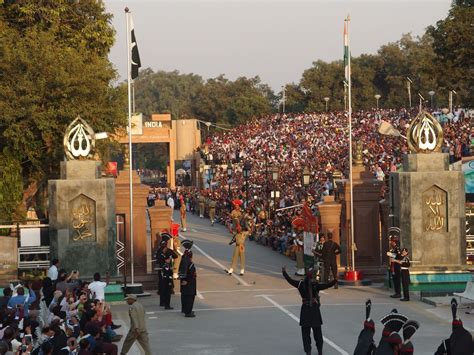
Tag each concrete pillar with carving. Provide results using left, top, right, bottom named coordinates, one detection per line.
left=318, top=195, right=342, bottom=245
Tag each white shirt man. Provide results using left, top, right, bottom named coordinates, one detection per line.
left=47, top=260, right=59, bottom=281
left=88, top=273, right=108, bottom=301
left=167, top=195, right=175, bottom=210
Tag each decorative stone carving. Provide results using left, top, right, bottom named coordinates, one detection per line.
left=64, top=116, right=96, bottom=160
left=422, top=185, right=447, bottom=232
left=69, top=194, right=96, bottom=242
left=407, top=111, right=443, bottom=153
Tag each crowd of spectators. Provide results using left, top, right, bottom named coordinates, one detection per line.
left=0, top=259, right=121, bottom=355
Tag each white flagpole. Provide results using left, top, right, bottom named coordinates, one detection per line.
left=347, top=15, right=355, bottom=271
left=125, top=8, right=135, bottom=285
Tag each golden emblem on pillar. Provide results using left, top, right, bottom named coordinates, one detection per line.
left=71, top=204, right=93, bottom=241
left=407, top=111, right=443, bottom=153
left=63, top=116, right=96, bottom=160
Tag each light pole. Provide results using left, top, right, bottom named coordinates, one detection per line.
left=271, top=165, right=279, bottom=217
left=449, top=89, right=457, bottom=113
left=210, top=163, right=217, bottom=191
left=243, top=161, right=251, bottom=208
left=281, top=86, right=286, bottom=115
left=406, top=77, right=413, bottom=108
left=198, top=160, right=204, bottom=189
left=374, top=94, right=381, bottom=110
left=227, top=162, right=233, bottom=199
left=323, top=97, right=330, bottom=112
left=302, top=166, right=311, bottom=199
left=428, top=90, right=435, bottom=109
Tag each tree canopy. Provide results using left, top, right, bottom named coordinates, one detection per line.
left=0, top=0, right=126, bottom=220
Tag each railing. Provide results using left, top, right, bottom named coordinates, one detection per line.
left=18, top=246, right=50, bottom=269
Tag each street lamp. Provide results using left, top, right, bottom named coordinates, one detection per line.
left=271, top=165, right=279, bottom=181
left=323, top=97, right=330, bottom=112
left=374, top=94, right=381, bottom=110
left=271, top=190, right=280, bottom=214
left=210, top=163, right=217, bottom=191
left=243, top=161, right=251, bottom=207
left=428, top=90, right=435, bottom=109
left=302, top=166, right=311, bottom=187
left=199, top=160, right=204, bottom=189
left=227, top=162, right=233, bottom=198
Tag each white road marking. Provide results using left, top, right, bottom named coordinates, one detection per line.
left=180, top=234, right=250, bottom=287
left=149, top=316, right=158, bottom=319
left=197, top=291, right=204, bottom=299
left=192, top=228, right=198, bottom=233
left=199, top=287, right=294, bottom=294
left=256, top=295, right=349, bottom=355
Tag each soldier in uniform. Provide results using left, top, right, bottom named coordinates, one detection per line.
left=435, top=299, right=473, bottom=355
left=400, top=320, right=419, bottom=355
left=392, top=248, right=411, bottom=301
left=179, top=239, right=194, bottom=312
left=120, top=294, right=152, bottom=355
left=282, top=265, right=336, bottom=355
left=179, top=195, right=187, bottom=232
left=180, top=250, right=197, bottom=318
left=156, top=233, right=177, bottom=306
left=198, top=192, right=206, bottom=218
left=375, top=309, right=407, bottom=355
left=321, top=232, right=341, bottom=287
left=159, top=254, right=174, bottom=309
left=387, top=236, right=402, bottom=298
left=354, top=300, right=376, bottom=355
left=170, top=233, right=183, bottom=280
left=208, top=195, right=217, bottom=226
left=227, top=200, right=250, bottom=276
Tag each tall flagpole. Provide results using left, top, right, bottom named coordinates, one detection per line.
left=125, top=8, right=135, bottom=285
left=346, top=15, right=355, bottom=271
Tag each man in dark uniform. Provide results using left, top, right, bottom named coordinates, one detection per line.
left=179, top=240, right=194, bottom=313
left=435, top=299, right=474, bottom=355
left=375, top=309, right=407, bottom=355
left=400, top=320, right=419, bottom=355
left=386, top=236, right=402, bottom=298
left=159, top=255, right=174, bottom=310
left=354, top=300, right=376, bottom=355
left=282, top=265, right=336, bottom=355
left=155, top=233, right=177, bottom=306
left=180, top=250, right=197, bottom=318
left=321, top=232, right=341, bottom=287
left=395, top=248, right=411, bottom=301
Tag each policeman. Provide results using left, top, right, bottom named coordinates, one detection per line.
left=180, top=249, right=197, bottom=318
left=386, top=236, right=402, bottom=298
left=282, top=265, right=336, bottom=355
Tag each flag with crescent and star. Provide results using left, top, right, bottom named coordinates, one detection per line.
left=129, top=15, right=141, bottom=80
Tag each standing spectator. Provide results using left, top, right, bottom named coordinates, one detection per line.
left=120, top=295, right=151, bottom=355
left=47, top=259, right=60, bottom=284
left=166, top=194, right=175, bottom=211
left=7, top=282, right=36, bottom=319
left=88, top=272, right=109, bottom=301
left=321, top=232, right=341, bottom=288
left=0, top=288, right=12, bottom=309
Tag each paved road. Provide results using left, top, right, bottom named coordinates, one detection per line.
left=112, top=212, right=470, bottom=355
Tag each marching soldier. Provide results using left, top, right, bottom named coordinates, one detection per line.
left=354, top=300, right=376, bottom=355
left=198, top=192, right=206, bottom=218
left=227, top=200, right=250, bottom=276
left=375, top=308, right=407, bottom=355
left=386, top=236, right=402, bottom=298
left=435, top=299, right=473, bottom=355
left=208, top=195, right=217, bottom=226
left=400, top=320, right=419, bottom=355
left=180, top=195, right=187, bottom=232
left=282, top=265, right=336, bottom=355
left=180, top=249, right=197, bottom=318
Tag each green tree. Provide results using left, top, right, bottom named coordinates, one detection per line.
left=0, top=150, right=24, bottom=222
left=427, top=0, right=474, bottom=105
left=0, top=1, right=126, bottom=219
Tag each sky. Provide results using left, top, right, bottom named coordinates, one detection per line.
left=105, top=0, right=452, bottom=91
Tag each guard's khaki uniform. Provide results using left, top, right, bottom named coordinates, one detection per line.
left=198, top=195, right=205, bottom=217
left=230, top=231, right=250, bottom=272
left=209, top=199, right=217, bottom=225
left=120, top=301, right=152, bottom=355
left=180, top=203, right=187, bottom=231
left=171, top=236, right=182, bottom=277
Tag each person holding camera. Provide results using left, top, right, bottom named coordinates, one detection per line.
left=7, top=282, right=36, bottom=320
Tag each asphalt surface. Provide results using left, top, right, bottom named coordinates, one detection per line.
left=112, top=211, right=472, bottom=355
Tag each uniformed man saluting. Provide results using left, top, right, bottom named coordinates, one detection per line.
left=282, top=265, right=336, bottom=355
left=120, top=294, right=152, bottom=355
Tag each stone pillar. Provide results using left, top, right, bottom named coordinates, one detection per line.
left=49, top=161, right=116, bottom=277
left=149, top=205, right=172, bottom=252
left=318, top=195, right=342, bottom=245
left=379, top=199, right=390, bottom=266
left=343, top=165, right=384, bottom=268
left=392, top=153, right=466, bottom=271
left=115, top=169, right=149, bottom=275
left=0, top=237, right=17, bottom=286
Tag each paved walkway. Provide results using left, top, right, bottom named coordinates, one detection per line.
left=112, top=211, right=473, bottom=355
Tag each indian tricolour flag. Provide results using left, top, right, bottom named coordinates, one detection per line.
left=343, top=18, right=350, bottom=84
